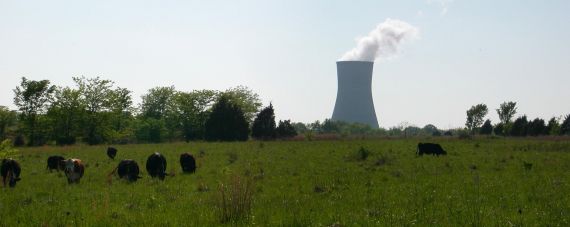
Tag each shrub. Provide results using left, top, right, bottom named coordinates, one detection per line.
left=0, top=139, right=19, bottom=159
left=13, top=135, right=25, bottom=147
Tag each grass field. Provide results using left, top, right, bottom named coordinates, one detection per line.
left=1, top=138, right=569, bottom=226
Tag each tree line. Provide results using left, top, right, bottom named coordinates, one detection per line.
left=465, top=101, right=570, bottom=137
left=0, top=77, right=297, bottom=146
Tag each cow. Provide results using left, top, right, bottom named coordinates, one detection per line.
left=107, top=147, right=118, bottom=160
left=146, top=152, right=167, bottom=180
left=111, top=159, right=141, bottom=182
left=417, top=143, right=447, bottom=156
left=180, top=153, right=196, bottom=174
left=1, top=159, right=21, bottom=188
left=47, top=155, right=65, bottom=172
left=62, top=159, right=85, bottom=184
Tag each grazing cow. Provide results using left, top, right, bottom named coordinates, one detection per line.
left=1, top=159, right=21, bottom=187
left=62, top=159, right=85, bottom=184
left=47, top=155, right=65, bottom=172
left=107, top=147, right=118, bottom=160
left=180, top=153, right=196, bottom=174
left=112, top=160, right=141, bottom=182
left=417, top=143, right=447, bottom=156
left=146, top=152, right=167, bottom=180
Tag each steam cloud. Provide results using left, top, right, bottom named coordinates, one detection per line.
left=340, top=19, right=419, bottom=62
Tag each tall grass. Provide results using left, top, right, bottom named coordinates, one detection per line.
left=215, top=175, right=254, bottom=223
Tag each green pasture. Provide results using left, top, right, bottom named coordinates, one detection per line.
left=1, top=138, right=569, bottom=226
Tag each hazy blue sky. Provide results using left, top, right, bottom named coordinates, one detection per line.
left=1, top=0, right=569, bottom=129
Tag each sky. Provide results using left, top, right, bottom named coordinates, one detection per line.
left=1, top=0, right=569, bottom=129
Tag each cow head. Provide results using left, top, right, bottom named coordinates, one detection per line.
left=6, top=171, right=20, bottom=188
left=63, top=159, right=76, bottom=174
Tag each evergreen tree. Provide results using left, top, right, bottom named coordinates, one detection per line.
left=560, top=114, right=570, bottom=135
left=510, top=116, right=528, bottom=137
left=494, top=123, right=504, bottom=136
left=251, top=104, right=276, bottom=140
left=276, top=120, right=297, bottom=138
left=480, top=119, right=493, bottom=135
left=205, top=95, right=249, bottom=141
left=527, top=118, right=546, bottom=136
left=546, top=117, right=560, bottom=135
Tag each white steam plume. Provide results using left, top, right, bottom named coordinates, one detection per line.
left=340, top=19, right=419, bottom=62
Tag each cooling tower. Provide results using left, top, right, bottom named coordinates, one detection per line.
left=331, top=61, right=379, bottom=128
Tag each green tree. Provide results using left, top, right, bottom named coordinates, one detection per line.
left=107, top=87, right=135, bottom=143
left=546, top=117, right=560, bottom=135
left=205, top=95, right=249, bottom=141
left=510, top=116, right=528, bottom=137
left=47, top=87, right=84, bottom=145
left=276, top=120, right=297, bottom=138
left=139, top=86, right=177, bottom=142
left=0, top=106, right=17, bottom=141
left=494, top=123, right=505, bottom=136
left=496, top=101, right=517, bottom=135
left=292, top=122, right=308, bottom=134
left=251, top=104, right=276, bottom=140
left=74, top=76, right=114, bottom=145
left=560, top=114, right=570, bottom=135
left=480, top=119, right=493, bottom=135
left=422, top=124, right=439, bottom=136
left=465, top=104, right=488, bottom=135
left=321, top=119, right=341, bottom=134
left=496, top=101, right=517, bottom=124
left=222, top=86, right=262, bottom=122
left=527, top=118, right=547, bottom=136
left=172, top=90, right=218, bottom=141
left=13, top=77, right=56, bottom=146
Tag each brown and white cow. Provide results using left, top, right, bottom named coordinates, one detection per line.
left=62, top=159, right=85, bottom=184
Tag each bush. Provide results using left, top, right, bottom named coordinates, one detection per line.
left=13, top=135, right=25, bottom=147
left=55, top=136, right=76, bottom=146
left=0, top=139, right=19, bottom=159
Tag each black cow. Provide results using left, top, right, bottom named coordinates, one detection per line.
left=115, top=160, right=141, bottom=182
left=146, top=152, right=167, bottom=180
left=107, top=147, right=118, bottom=159
left=417, top=143, right=447, bottom=156
left=47, top=155, right=65, bottom=172
left=1, top=159, right=21, bottom=187
left=180, top=153, right=196, bottom=174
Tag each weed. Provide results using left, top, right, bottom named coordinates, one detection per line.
left=215, top=175, right=254, bottom=223
left=349, top=146, right=371, bottom=161
left=227, top=151, right=238, bottom=164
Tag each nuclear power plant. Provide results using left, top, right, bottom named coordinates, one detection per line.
left=331, top=61, right=379, bottom=128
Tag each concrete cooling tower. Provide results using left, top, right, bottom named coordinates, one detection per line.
left=331, top=61, right=379, bottom=128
